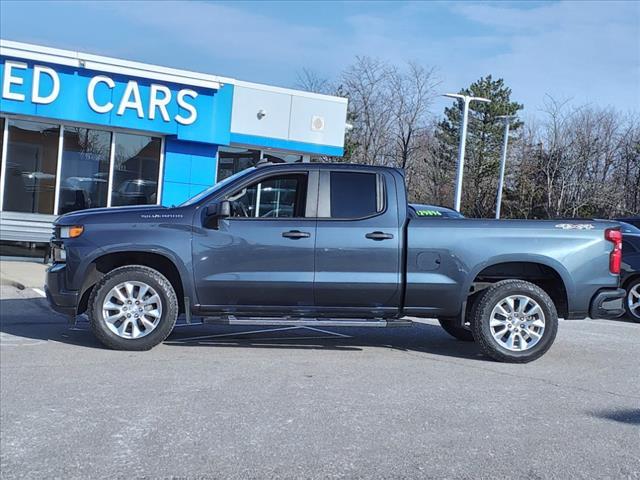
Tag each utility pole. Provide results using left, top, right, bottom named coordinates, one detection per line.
left=495, top=115, right=516, bottom=219
left=444, top=94, right=491, bottom=213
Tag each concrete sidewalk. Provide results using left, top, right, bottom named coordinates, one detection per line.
left=0, top=260, right=47, bottom=289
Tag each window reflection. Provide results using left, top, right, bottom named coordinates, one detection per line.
left=230, top=174, right=307, bottom=218
left=58, top=127, right=111, bottom=214
left=111, top=133, right=161, bottom=207
left=3, top=120, right=59, bottom=214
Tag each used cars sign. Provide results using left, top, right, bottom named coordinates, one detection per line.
left=0, top=57, right=232, bottom=144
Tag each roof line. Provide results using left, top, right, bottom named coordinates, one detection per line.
left=0, top=39, right=348, bottom=103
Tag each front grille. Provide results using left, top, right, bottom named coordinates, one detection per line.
left=51, top=226, right=63, bottom=245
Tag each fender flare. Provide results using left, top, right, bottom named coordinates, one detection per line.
left=457, top=254, right=575, bottom=314
left=76, top=245, right=195, bottom=312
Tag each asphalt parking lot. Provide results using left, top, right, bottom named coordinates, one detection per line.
left=1, top=284, right=639, bottom=479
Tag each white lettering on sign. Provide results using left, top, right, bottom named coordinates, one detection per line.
left=2, top=60, right=27, bottom=101
left=87, top=75, right=116, bottom=113
left=117, top=80, right=145, bottom=118
left=149, top=84, right=171, bottom=122
left=1, top=59, right=201, bottom=127
left=175, top=89, right=198, bottom=125
left=32, top=65, right=60, bottom=104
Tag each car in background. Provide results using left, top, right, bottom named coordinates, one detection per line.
left=620, top=221, right=640, bottom=322
left=111, top=179, right=158, bottom=206
left=408, top=204, right=464, bottom=219
left=616, top=217, right=640, bottom=229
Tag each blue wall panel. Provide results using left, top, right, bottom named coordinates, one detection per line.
left=163, top=150, right=192, bottom=185
left=161, top=182, right=191, bottom=207
left=189, top=184, right=210, bottom=198
left=162, top=137, right=217, bottom=206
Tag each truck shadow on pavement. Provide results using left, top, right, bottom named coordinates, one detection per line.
left=164, top=322, right=484, bottom=360
left=0, top=296, right=484, bottom=361
left=592, top=408, right=640, bottom=425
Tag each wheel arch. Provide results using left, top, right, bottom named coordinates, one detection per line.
left=78, top=249, right=189, bottom=315
left=462, top=256, right=572, bottom=319
left=622, top=272, right=640, bottom=289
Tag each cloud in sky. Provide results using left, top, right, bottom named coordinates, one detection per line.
left=0, top=0, right=638, bottom=115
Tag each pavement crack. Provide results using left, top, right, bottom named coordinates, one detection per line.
left=392, top=348, right=640, bottom=401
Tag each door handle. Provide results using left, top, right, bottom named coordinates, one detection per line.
left=365, top=231, right=394, bottom=241
left=282, top=230, right=311, bottom=239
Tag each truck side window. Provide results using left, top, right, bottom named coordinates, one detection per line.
left=330, top=172, right=382, bottom=219
left=229, top=173, right=307, bottom=218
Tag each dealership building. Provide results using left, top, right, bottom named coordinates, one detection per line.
left=0, top=40, right=348, bottom=248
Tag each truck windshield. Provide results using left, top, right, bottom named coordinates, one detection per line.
left=179, top=168, right=256, bottom=207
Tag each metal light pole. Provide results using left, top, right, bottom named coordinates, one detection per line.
left=495, top=115, right=516, bottom=219
left=444, top=94, right=491, bottom=212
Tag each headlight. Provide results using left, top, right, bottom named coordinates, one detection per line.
left=60, top=225, right=84, bottom=238
left=52, top=245, right=66, bottom=263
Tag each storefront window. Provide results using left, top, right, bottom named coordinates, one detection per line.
left=2, top=120, right=60, bottom=214
left=217, top=147, right=261, bottom=182
left=111, top=133, right=161, bottom=207
left=58, top=127, right=111, bottom=214
left=262, top=151, right=303, bottom=163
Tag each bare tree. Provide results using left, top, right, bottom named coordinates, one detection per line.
left=504, top=98, right=639, bottom=218
left=295, top=68, right=333, bottom=95
left=297, top=59, right=639, bottom=218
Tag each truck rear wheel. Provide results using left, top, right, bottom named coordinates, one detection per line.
left=88, top=265, right=178, bottom=350
left=624, top=278, right=640, bottom=322
left=438, top=318, right=474, bottom=341
left=438, top=290, right=484, bottom=342
left=470, top=280, right=558, bottom=363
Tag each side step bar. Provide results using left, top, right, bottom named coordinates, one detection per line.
left=202, top=316, right=414, bottom=328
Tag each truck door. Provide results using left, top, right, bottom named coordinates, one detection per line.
left=313, top=169, right=402, bottom=316
left=193, top=169, right=318, bottom=311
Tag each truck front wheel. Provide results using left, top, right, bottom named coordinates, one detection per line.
left=470, top=280, right=558, bottom=363
left=88, top=265, right=178, bottom=350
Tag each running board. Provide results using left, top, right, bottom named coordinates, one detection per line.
left=202, top=316, right=414, bottom=328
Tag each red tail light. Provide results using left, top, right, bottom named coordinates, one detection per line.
left=605, top=228, right=622, bottom=274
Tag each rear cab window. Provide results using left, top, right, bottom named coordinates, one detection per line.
left=328, top=171, right=384, bottom=219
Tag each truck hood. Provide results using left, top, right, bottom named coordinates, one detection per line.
left=55, top=205, right=170, bottom=226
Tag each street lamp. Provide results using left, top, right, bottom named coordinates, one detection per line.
left=444, top=94, right=491, bottom=212
left=495, top=115, right=517, bottom=219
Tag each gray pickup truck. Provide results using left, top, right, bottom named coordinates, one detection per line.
left=45, top=163, right=625, bottom=362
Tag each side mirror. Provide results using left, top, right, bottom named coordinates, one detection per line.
left=206, top=200, right=231, bottom=218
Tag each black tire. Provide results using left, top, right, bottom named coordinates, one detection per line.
left=438, top=290, right=484, bottom=342
left=470, top=280, right=558, bottom=363
left=624, top=278, right=640, bottom=323
left=438, top=317, right=474, bottom=341
left=88, top=265, right=178, bottom=350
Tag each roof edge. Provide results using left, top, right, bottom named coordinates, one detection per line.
left=0, top=39, right=348, bottom=103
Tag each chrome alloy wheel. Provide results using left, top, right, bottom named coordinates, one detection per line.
left=489, top=295, right=545, bottom=352
left=102, top=281, right=163, bottom=339
left=628, top=284, right=640, bottom=318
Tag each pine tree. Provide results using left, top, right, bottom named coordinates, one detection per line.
left=436, top=75, right=523, bottom=217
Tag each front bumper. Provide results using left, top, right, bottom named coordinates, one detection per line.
left=45, top=263, right=79, bottom=317
left=589, top=288, right=626, bottom=319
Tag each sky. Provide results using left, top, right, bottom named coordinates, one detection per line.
left=1, top=0, right=638, bottom=116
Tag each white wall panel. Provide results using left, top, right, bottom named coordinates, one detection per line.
left=288, top=96, right=347, bottom=148
left=231, top=86, right=291, bottom=140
